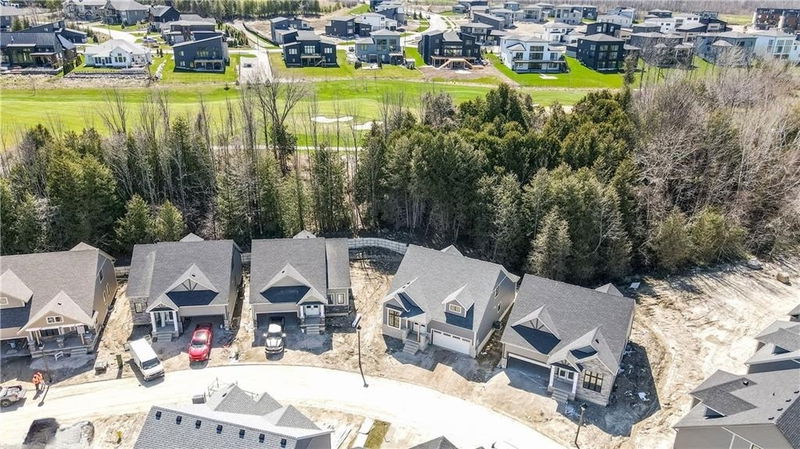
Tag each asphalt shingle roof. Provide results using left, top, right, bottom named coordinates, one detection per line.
left=133, top=385, right=330, bottom=449
left=501, top=275, right=634, bottom=375
left=410, top=436, right=459, bottom=449
left=0, top=244, right=111, bottom=330
left=675, top=369, right=800, bottom=448
left=249, top=237, right=350, bottom=305
left=127, top=236, right=239, bottom=309
left=745, top=320, right=800, bottom=368
left=386, top=245, right=518, bottom=332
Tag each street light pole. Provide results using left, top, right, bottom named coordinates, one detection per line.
left=353, top=314, right=368, bottom=388
left=574, top=403, right=587, bottom=447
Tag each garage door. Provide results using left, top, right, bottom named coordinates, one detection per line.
left=431, top=330, right=472, bottom=355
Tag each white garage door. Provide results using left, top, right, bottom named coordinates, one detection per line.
left=432, top=330, right=472, bottom=355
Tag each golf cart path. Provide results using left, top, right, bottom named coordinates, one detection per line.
left=1, top=364, right=567, bottom=448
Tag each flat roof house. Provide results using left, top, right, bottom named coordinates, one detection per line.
left=381, top=245, right=519, bottom=357
left=20, top=20, right=87, bottom=44
left=325, top=16, right=357, bottom=37
left=576, top=33, right=626, bottom=71
left=672, top=369, right=800, bottom=449
left=754, top=7, right=799, bottom=33
left=127, top=234, right=242, bottom=340
left=270, top=16, right=310, bottom=44
left=752, top=28, right=799, bottom=62
left=695, top=31, right=756, bottom=66
left=460, top=22, right=497, bottom=45
left=283, top=30, right=337, bottom=67
left=355, top=29, right=403, bottom=64
left=500, top=275, right=634, bottom=406
left=629, top=32, right=694, bottom=67
left=249, top=233, right=350, bottom=336
left=500, top=34, right=566, bottom=73
left=134, top=383, right=332, bottom=449
left=472, top=11, right=506, bottom=30
left=102, top=0, right=149, bottom=25
left=418, top=29, right=481, bottom=69
left=173, top=35, right=229, bottom=72
left=0, top=243, right=117, bottom=359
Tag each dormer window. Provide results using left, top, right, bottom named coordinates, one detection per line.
left=46, top=316, right=63, bottom=325
left=448, top=304, right=463, bottom=314
left=0, top=297, right=7, bottom=306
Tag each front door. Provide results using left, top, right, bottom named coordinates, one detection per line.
left=557, top=367, right=575, bottom=381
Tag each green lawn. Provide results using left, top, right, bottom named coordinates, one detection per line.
left=160, top=54, right=240, bottom=84
left=488, top=54, right=624, bottom=88
left=416, top=19, right=430, bottom=33
left=269, top=50, right=422, bottom=80
left=1, top=79, right=593, bottom=144
left=720, top=14, right=752, bottom=25
left=349, top=4, right=371, bottom=14
left=404, top=47, right=426, bottom=67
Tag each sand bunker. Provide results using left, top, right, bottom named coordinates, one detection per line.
left=312, top=116, right=354, bottom=123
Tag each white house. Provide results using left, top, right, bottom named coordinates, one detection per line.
left=751, top=29, right=800, bottom=63
left=83, top=39, right=151, bottom=68
left=597, top=13, right=632, bottom=28
left=538, top=22, right=575, bottom=43
left=644, top=13, right=700, bottom=33
left=356, top=12, right=397, bottom=32
left=500, top=34, right=566, bottom=73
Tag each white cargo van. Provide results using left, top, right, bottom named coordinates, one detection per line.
left=129, top=338, right=164, bottom=381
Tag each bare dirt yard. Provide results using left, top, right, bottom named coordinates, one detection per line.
left=4, top=253, right=798, bottom=449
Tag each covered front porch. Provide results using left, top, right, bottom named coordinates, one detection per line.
left=299, top=302, right=326, bottom=335
left=547, top=363, right=579, bottom=402
left=27, top=325, right=96, bottom=358
left=149, top=308, right=183, bottom=340
left=400, top=318, right=429, bottom=354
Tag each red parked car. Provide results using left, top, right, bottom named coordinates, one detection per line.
left=188, top=323, right=213, bottom=362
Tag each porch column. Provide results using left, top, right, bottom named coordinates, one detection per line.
left=320, top=304, right=325, bottom=319
left=572, top=372, right=579, bottom=397
left=172, top=311, right=179, bottom=333
left=548, top=366, right=556, bottom=389
left=150, top=312, right=157, bottom=332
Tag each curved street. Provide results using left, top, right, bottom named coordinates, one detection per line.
left=0, top=364, right=567, bottom=448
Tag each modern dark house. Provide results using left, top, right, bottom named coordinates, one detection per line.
left=631, top=23, right=661, bottom=33
left=1, top=27, right=79, bottom=73
left=754, top=8, right=799, bottom=33
left=418, top=29, right=481, bottom=69
left=375, top=1, right=405, bottom=24
left=103, top=0, right=150, bottom=25
left=586, top=21, right=620, bottom=37
left=21, top=20, right=87, bottom=44
left=647, top=8, right=672, bottom=18
left=629, top=32, right=694, bottom=67
left=573, top=4, right=598, bottom=20
left=355, top=29, right=404, bottom=64
left=172, top=35, right=229, bottom=72
left=575, top=33, right=626, bottom=71
left=269, top=16, right=310, bottom=44
left=149, top=4, right=180, bottom=26
left=283, top=30, right=337, bottom=67
left=325, top=16, right=359, bottom=37
left=694, top=31, right=756, bottom=66
left=460, top=21, right=496, bottom=44
left=472, top=11, right=506, bottom=30
left=161, top=18, right=218, bottom=45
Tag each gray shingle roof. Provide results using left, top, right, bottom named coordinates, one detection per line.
left=790, top=303, right=800, bottom=317
left=249, top=238, right=350, bottom=305
left=133, top=385, right=331, bottom=449
left=386, top=245, right=518, bottom=332
left=501, top=275, right=634, bottom=375
left=127, top=237, right=240, bottom=310
left=675, top=369, right=800, bottom=448
left=579, top=33, right=624, bottom=42
left=745, top=321, right=800, bottom=368
left=107, top=0, right=149, bottom=11
left=0, top=244, right=111, bottom=330
left=410, top=436, right=459, bottom=449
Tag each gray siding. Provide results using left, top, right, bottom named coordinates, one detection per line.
left=747, top=360, right=800, bottom=373
left=427, top=319, right=473, bottom=341
left=475, top=274, right=515, bottom=351
left=674, top=426, right=735, bottom=449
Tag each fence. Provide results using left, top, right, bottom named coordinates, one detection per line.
left=347, top=237, right=408, bottom=255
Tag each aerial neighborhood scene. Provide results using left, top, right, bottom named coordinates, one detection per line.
left=0, top=0, right=799, bottom=448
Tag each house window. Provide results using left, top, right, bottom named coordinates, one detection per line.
left=387, top=309, right=401, bottom=328
left=134, top=302, right=144, bottom=313
left=336, top=294, right=346, bottom=305
left=288, top=48, right=298, bottom=55
left=582, top=371, right=604, bottom=392
left=448, top=303, right=463, bottom=314
left=280, top=439, right=287, bottom=448
left=46, top=316, right=63, bottom=325
left=304, top=45, right=315, bottom=54
left=0, top=297, right=8, bottom=306
left=324, top=47, right=333, bottom=54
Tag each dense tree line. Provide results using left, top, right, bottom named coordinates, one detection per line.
left=1, top=64, right=798, bottom=284
left=171, top=0, right=326, bottom=20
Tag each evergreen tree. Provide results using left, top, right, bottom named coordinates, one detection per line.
left=154, top=201, right=186, bottom=242
left=478, top=172, right=525, bottom=268
left=254, top=154, right=285, bottom=237
left=215, top=164, right=250, bottom=245
left=114, top=195, right=153, bottom=251
left=649, top=209, right=692, bottom=272
left=12, top=193, right=45, bottom=254
left=526, top=207, right=571, bottom=281
left=310, top=147, right=351, bottom=232
left=0, top=179, right=17, bottom=254
left=280, top=170, right=308, bottom=235
left=690, top=208, right=745, bottom=265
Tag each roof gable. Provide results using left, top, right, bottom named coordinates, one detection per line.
left=0, top=269, right=33, bottom=303
left=21, top=291, right=94, bottom=330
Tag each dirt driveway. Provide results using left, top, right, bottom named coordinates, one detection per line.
left=3, top=255, right=798, bottom=449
